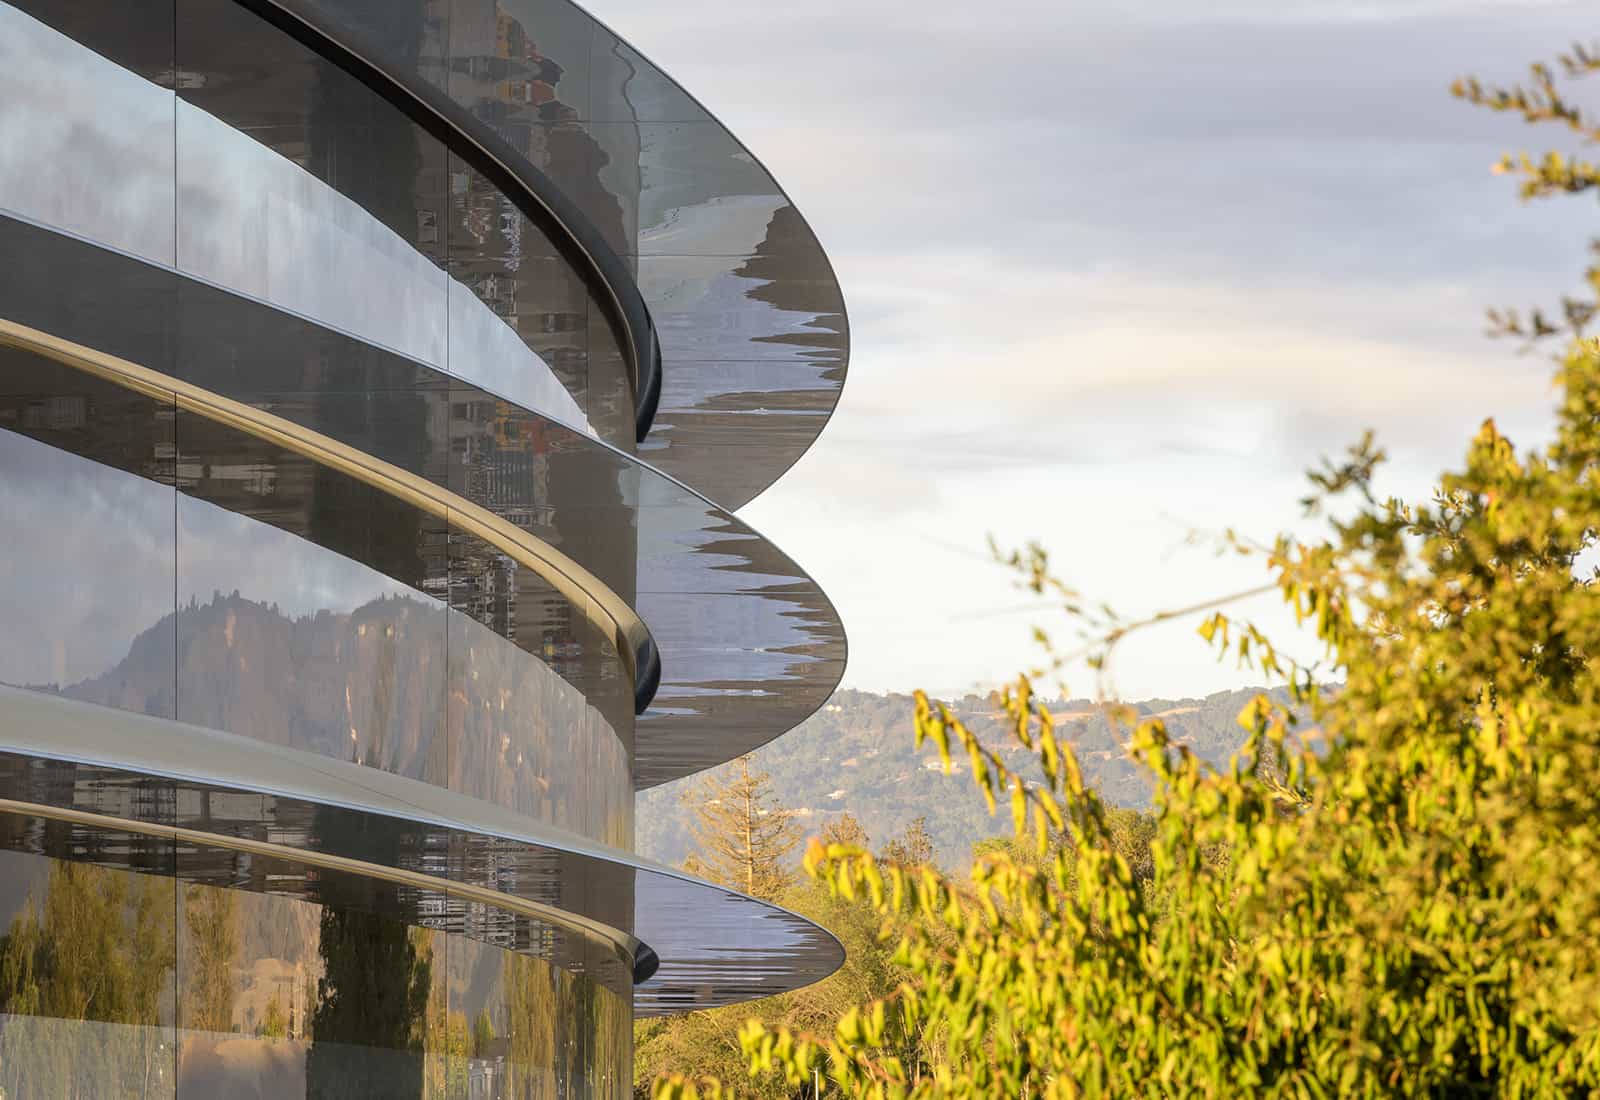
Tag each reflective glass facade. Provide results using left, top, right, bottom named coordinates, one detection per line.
left=0, top=0, right=849, bottom=1092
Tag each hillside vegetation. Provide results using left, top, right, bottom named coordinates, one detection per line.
left=637, top=685, right=1289, bottom=869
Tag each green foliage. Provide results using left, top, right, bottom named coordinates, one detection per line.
left=184, top=882, right=240, bottom=1034
left=258, top=993, right=289, bottom=1040
left=635, top=876, right=907, bottom=1099
left=822, top=813, right=871, bottom=852
left=0, top=861, right=176, bottom=1097
left=471, top=1007, right=496, bottom=1059
left=1453, top=41, right=1600, bottom=348
left=654, top=43, right=1600, bottom=1100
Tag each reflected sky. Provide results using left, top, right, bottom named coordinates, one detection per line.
left=179, top=494, right=408, bottom=618
left=587, top=0, right=1591, bottom=701
left=0, top=430, right=173, bottom=690
left=0, top=8, right=175, bottom=266
left=0, top=3, right=588, bottom=435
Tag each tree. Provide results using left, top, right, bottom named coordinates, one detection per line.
left=306, top=905, right=434, bottom=1098
left=504, top=949, right=557, bottom=1098
left=183, top=882, right=239, bottom=1034
left=0, top=860, right=176, bottom=1098
left=656, top=40, right=1600, bottom=1100
left=471, top=1007, right=496, bottom=1059
left=819, top=813, right=869, bottom=851
left=879, top=817, right=934, bottom=870
left=258, top=994, right=288, bottom=1040
left=681, top=756, right=802, bottom=901
left=634, top=876, right=905, bottom=1099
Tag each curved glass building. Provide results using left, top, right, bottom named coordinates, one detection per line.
left=0, top=0, right=847, bottom=1094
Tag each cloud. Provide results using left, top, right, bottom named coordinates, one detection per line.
left=594, top=0, right=1584, bottom=700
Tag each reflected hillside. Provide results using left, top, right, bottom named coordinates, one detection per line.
left=50, top=592, right=448, bottom=779
left=12, top=590, right=629, bottom=843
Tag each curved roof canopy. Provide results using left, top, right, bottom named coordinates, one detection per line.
left=250, top=0, right=851, bottom=510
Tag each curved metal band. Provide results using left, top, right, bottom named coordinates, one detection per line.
left=0, top=795, right=653, bottom=983
left=0, top=316, right=661, bottom=715
left=226, top=0, right=663, bottom=444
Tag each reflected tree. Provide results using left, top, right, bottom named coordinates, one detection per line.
left=504, top=950, right=558, bottom=1099
left=305, top=903, right=433, bottom=1099
left=182, top=883, right=238, bottom=1034
left=0, top=860, right=175, bottom=1099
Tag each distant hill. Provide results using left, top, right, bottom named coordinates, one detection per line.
left=637, top=685, right=1293, bottom=869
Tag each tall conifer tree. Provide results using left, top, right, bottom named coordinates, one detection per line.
left=680, top=756, right=801, bottom=900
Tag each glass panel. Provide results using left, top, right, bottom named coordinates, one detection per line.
left=312, top=0, right=451, bottom=96
left=446, top=272, right=589, bottom=435
left=636, top=247, right=848, bottom=364
left=0, top=348, right=177, bottom=720
left=448, top=0, right=593, bottom=129
left=446, top=521, right=630, bottom=840
left=265, top=0, right=852, bottom=508
left=0, top=215, right=178, bottom=375
left=588, top=28, right=710, bottom=125
left=177, top=0, right=449, bottom=266
left=172, top=868, right=449, bottom=1099
left=5, top=0, right=174, bottom=84
left=175, top=277, right=451, bottom=402
left=174, top=407, right=449, bottom=786
left=588, top=122, right=784, bottom=257
left=174, top=0, right=451, bottom=369
left=174, top=883, right=317, bottom=1095
left=448, top=155, right=591, bottom=429
left=0, top=817, right=177, bottom=1100
left=175, top=494, right=449, bottom=783
left=586, top=292, right=635, bottom=454
left=445, top=928, right=631, bottom=1100
left=0, top=3, right=176, bottom=266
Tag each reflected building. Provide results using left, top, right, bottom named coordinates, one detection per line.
left=0, top=0, right=848, bottom=1095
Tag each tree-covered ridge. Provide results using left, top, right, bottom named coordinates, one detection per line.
left=637, top=685, right=1287, bottom=871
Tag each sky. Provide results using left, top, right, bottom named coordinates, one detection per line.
left=588, top=0, right=1596, bottom=702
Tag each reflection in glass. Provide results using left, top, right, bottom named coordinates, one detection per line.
left=448, top=608, right=630, bottom=846
left=304, top=907, right=435, bottom=1096
left=5, top=0, right=174, bottom=85
left=448, top=931, right=631, bottom=1100
left=175, top=98, right=452, bottom=372
left=0, top=3, right=176, bottom=266
left=0, top=349, right=177, bottom=720
left=0, top=848, right=176, bottom=1099
left=0, top=828, right=640, bottom=1096
left=175, top=494, right=449, bottom=787
left=589, top=122, right=782, bottom=257
left=0, top=0, right=596, bottom=434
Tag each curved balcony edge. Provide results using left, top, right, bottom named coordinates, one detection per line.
left=567, top=0, right=855, bottom=512
left=228, top=0, right=663, bottom=445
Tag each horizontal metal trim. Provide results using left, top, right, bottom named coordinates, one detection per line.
left=0, top=794, right=650, bottom=980
left=0, top=315, right=660, bottom=715
left=226, top=0, right=662, bottom=444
